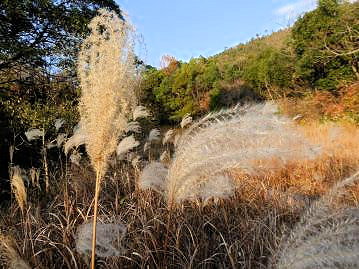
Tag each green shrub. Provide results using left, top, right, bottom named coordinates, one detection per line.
left=209, top=87, right=222, bottom=110
left=291, top=0, right=359, bottom=90
left=242, top=47, right=294, bottom=96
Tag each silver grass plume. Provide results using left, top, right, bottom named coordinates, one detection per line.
left=76, top=9, right=137, bottom=268
left=9, top=166, right=27, bottom=213
left=116, top=135, right=139, bottom=159
left=139, top=161, right=168, bottom=192
left=162, top=129, right=174, bottom=145
left=167, top=102, right=321, bottom=203
left=180, top=113, right=192, bottom=128
left=77, top=9, right=137, bottom=173
left=148, top=128, right=160, bottom=142
left=70, top=151, right=82, bottom=166
left=275, top=170, right=359, bottom=269
left=133, top=105, right=149, bottom=120
left=76, top=220, right=126, bottom=258
left=54, top=118, right=65, bottom=131
left=24, top=128, right=43, bottom=141
left=125, top=121, right=141, bottom=133
left=64, top=123, right=86, bottom=155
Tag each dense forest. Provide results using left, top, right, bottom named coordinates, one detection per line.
left=0, top=0, right=359, bottom=268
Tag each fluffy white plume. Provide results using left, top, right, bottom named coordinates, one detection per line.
left=139, top=162, right=168, bottom=192
left=180, top=113, right=192, bottom=129
left=167, top=102, right=322, bottom=203
left=162, top=129, right=174, bottom=145
left=54, top=118, right=65, bottom=131
left=200, top=175, right=234, bottom=203
left=275, top=171, right=359, bottom=269
left=148, top=128, right=160, bottom=142
left=70, top=151, right=82, bottom=166
left=64, top=123, right=86, bottom=155
left=76, top=221, right=126, bottom=258
left=133, top=105, right=149, bottom=120
left=116, top=135, right=140, bottom=159
left=25, top=129, right=43, bottom=141
left=125, top=121, right=141, bottom=133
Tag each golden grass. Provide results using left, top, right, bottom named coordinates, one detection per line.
left=9, top=166, right=27, bottom=214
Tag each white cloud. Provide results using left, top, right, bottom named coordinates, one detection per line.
left=275, top=0, right=316, bottom=17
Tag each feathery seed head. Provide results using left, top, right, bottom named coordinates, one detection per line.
left=70, top=151, right=82, bottom=166
left=148, top=128, right=160, bottom=143
left=162, top=129, right=174, bottom=145
left=180, top=113, right=192, bottom=129
left=125, top=121, right=141, bottom=133
left=64, top=122, right=86, bottom=155
left=116, top=135, right=140, bottom=159
left=275, top=171, right=359, bottom=269
left=76, top=220, right=126, bottom=258
left=54, top=118, right=65, bottom=131
left=25, top=128, right=43, bottom=141
left=167, top=102, right=322, bottom=203
left=133, top=105, right=149, bottom=120
left=9, top=166, right=27, bottom=213
left=139, top=161, right=168, bottom=193
left=77, top=9, right=137, bottom=173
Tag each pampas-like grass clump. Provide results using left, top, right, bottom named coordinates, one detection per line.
left=54, top=118, right=65, bottom=131
left=165, top=102, right=321, bottom=203
left=162, top=129, right=174, bottom=145
left=180, top=113, right=192, bottom=128
left=148, top=128, right=160, bottom=142
left=77, top=9, right=137, bottom=173
left=275, top=171, right=359, bottom=269
left=76, top=9, right=138, bottom=268
left=125, top=121, right=141, bottom=133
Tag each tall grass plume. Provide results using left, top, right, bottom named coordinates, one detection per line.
left=76, top=8, right=138, bottom=268
left=9, top=166, right=27, bottom=214
left=275, top=171, right=359, bottom=269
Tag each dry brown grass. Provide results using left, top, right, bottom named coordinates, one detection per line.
left=0, top=232, right=30, bottom=269
left=279, top=82, right=359, bottom=124
left=1, top=104, right=359, bottom=268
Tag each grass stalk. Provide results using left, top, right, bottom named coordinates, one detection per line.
left=91, top=168, right=101, bottom=269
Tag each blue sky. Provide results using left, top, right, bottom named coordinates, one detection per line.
left=117, top=0, right=318, bottom=67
